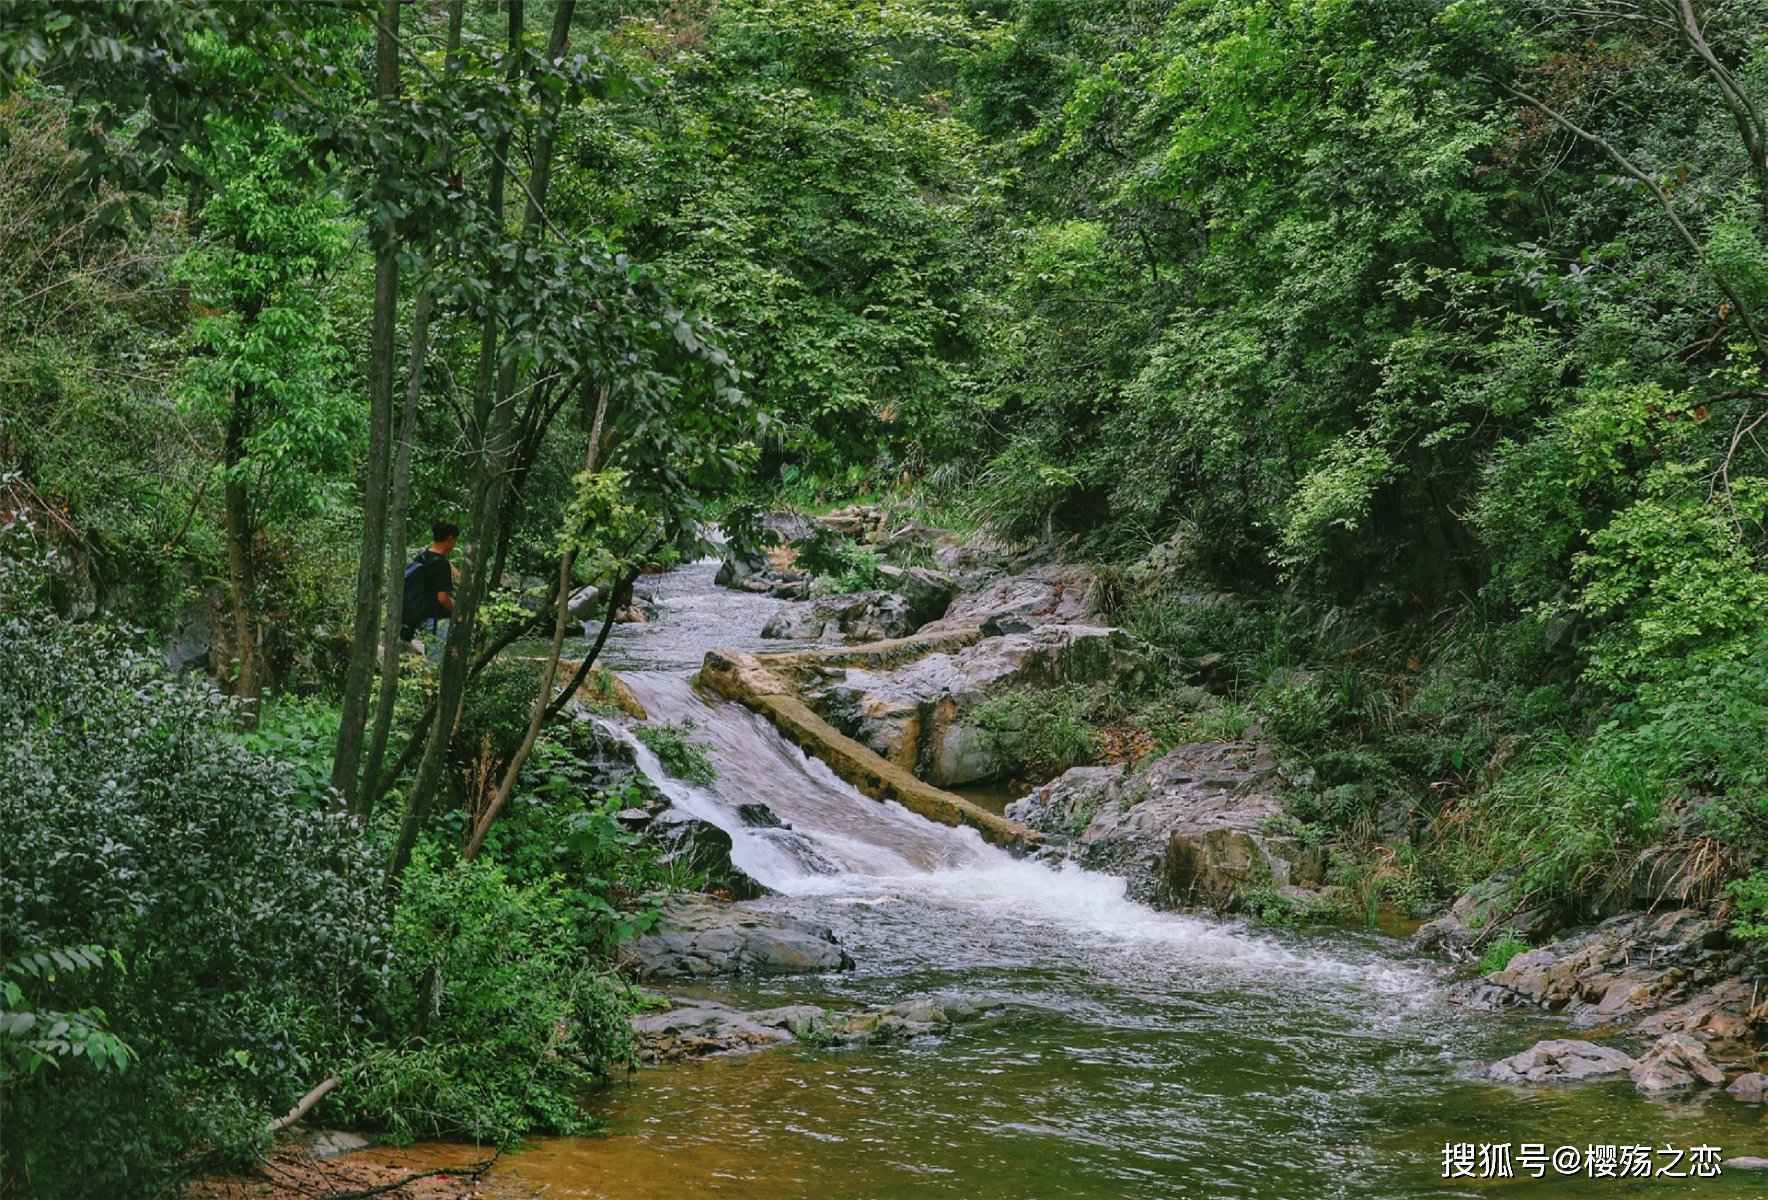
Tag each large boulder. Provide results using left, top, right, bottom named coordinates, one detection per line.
left=645, top=811, right=769, bottom=901
left=620, top=895, right=854, bottom=981
left=1630, top=1032, right=1726, bottom=1093
left=762, top=591, right=916, bottom=643
left=919, top=564, right=1100, bottom=637
left=1485, top=1039, right=1638, bottom=1084
left=803, top=624, right=1142, bottom=787
left=1015, top=741, right=1327, bottom=910
left=1411, top=872, right=1557, bottom=959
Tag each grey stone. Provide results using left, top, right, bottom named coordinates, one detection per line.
left=310, top=1130, right=371, bottom=1160
left=803, top=624, right=1143, bottom=786
left=1723, top=1157, right=1768, bottom=1170
left=1486, top=1039, right=1639, bottom=1084
left=920, top=564, right=1100, bottom=636
left=620, top=895, right=853, bottom=981
left=646, top=810, right=769, bottom=900
left=1726, top=1072, right=1768, bottom=1102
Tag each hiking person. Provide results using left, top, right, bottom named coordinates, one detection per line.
left=400, top=519, right=458, bottom=654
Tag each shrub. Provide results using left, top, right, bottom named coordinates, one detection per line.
left=0, top=615, right=387, bottom=1199
left=338, top=849, right=634, bottom=1144
left=972, top=684, right=1098, bottom=778
left=1477, top=933, right=1530, bottom=975
left=635, top=720, right=717, bottom=785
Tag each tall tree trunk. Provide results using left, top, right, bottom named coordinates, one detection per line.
left=357, top=0, right=466, bottom=816
left=388, top=0, right=554, bottom=893
left=222, top=397, right=259, bottom=727
left=331, top=0, right=405, bottom=805
left=464, top=380, right=608, bottom=859
left=358, top=287, right=435, bottom=815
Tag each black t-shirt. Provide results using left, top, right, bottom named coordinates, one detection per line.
left=401, top=549, right=453, bottom=634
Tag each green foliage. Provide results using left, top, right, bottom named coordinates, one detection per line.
left=972, top=683, right=1099, bottom=779
left=0, top=946, right=135, bottom=1080
left=1477, top=933, right=1530, bottom=976
left=635, top=720, right=718, bottom=786
left=568, top=0, right=988, bottom=472
left=236, top=694, right=344, bottom=805
left=0, top=614, right=387, bottom=1198
left=797, top=529, right=884, bottom=593
left=1729, top=872, right=1768, bottom=943
left=340, top=848, right=634, bottom=1145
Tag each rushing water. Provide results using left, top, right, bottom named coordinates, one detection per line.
left=479, top=560, right=1761, bottom=1199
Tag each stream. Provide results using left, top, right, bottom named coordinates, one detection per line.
left=476, top=560, right=1758, bottom=1199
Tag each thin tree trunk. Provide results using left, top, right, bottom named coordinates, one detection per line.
left=358, top=285, right=436, bottom=816
left=222, top=399, right=259, bottom=727
left=464, top=382, right=608, bottom=858
left=387, top=0, right=543, bottom=894
left=357, top=0, right=466, bottom=816
left=331, top=0, right=405, bottom=805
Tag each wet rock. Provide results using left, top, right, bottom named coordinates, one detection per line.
left=1028, top=742, right=1326, bottom=912
left=736, top=802, right=785, bottom=828
left=565, top=665, right=648, bottom=719
left=309, top=1130, right=371, bottom=1159
left=631, top=1001, right=793, bottom=1062
left=696, top=642, right=1043, bottom=850
left=1485, top=1039, right=1638, bottom=1084
left=647, top=811, right=769, bottom=901
left=1630, top=1032, right=1726, bottom=1092
left=1410, top=872, right=1555, bottom=959
left=714, top=551, right=767, bottom=589
left=1726, top=1072, right=1768, bottom=1102
left=762, top=591, right=917, bottom=643
left=920, top=564, right=1101, bottom=637
left=803, top=624, right=1142, bottom=787
left=620, top=895, right=853, bottom=981
left=1478, top=910, right=1738, bottom=1028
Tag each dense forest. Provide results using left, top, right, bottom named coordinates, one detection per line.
left=2, top=0, right=1766, bottom=1196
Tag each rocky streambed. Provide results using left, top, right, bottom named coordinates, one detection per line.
left=314, top=509, right=1767, bottom=1197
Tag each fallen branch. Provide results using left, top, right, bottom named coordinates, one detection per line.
left=268, top=1075, right=340, bottom=1134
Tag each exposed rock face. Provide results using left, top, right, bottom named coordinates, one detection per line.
left=1457, top=910, right=1747, bottom=1039
left=919, top=564, right=1100, bottom=637
left=1011, top=742, right=1327, bottom=910
left=762, top=591, right=916, bottom=643
left=646, top=811, right=769, bottom=901
left=633, top=994, right=1001, bottom=1063
left=1410, top=872, right=1556, bottom=959
left=620, top=895, right=854, bottom=981
left=1485, top=1039, right=1638, bottom=1084
left=803, top=624, right=1142, bottom=786
left=165, top=587, right=224, bottom=674
left=1629, top=1032, right=1726, bottom=1092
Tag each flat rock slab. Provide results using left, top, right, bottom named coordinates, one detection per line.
left=1486, top=1039, right=1638, bottom=1084
left=620, top=895, right=853, bottom=981
left=635, top=995, right=1002, bottom=1063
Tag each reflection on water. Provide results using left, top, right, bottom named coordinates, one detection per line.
left=464, top=560, right=1767, bottom=1198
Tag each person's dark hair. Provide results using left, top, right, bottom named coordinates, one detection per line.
left=432, top=519, right=460, bottom=542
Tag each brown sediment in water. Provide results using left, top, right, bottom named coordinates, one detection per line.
left=191, top=1140, right=511, bottom=1199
